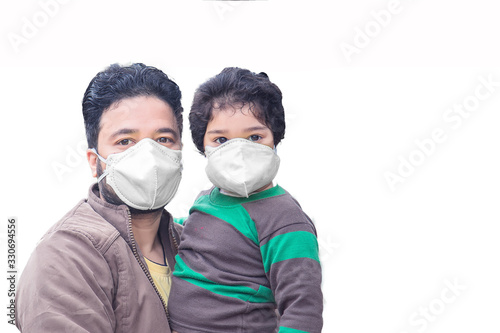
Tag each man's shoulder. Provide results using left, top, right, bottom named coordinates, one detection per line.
left=42, top=199, right=121, bottom=254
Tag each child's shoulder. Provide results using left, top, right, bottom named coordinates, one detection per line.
left=195, top=187, right=214, bottom=201
left=244, top=185, right=311, bottom=222
left=244, top=186, right=316, bottom=240
left=251, top=185, right=302, bottom=208
left=191, top=185, right=308, bottom=219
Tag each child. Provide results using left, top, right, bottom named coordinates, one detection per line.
left=169, top=68, right=323, bottom=333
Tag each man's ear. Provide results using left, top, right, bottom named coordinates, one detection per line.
left=87, top=149, right=98, bottom=178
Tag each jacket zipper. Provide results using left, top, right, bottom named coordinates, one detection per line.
left=166, top=218, right=180, bottom=325
left=127, top=211, right=170, bottom=321
left=169, top=221, right=179, bottom=252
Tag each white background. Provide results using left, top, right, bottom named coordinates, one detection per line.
left=1, top=1, right=500, bottom=332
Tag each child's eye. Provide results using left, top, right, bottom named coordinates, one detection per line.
left=215, top=137, right=228, bottom=144
left=248, top=135, right=262, bottom=142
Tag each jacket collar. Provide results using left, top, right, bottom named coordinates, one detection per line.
left=86, top=184, right=180, bottom=266
left=87, top=183, right=132, bottom=244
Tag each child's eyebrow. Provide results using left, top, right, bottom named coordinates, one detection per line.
left=206, top=126, right=268, bottom=135
left=245, top=126, right=268, bottom=132
left=206, top=129, right=228, bottom=134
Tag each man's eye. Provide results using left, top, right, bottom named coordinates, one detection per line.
left=157, top=137, right=173, bottom=144
left=215, top=137, right=228, bottom=144
left=248, top=135, right=262, bottom=142
left=118, top=139, right=132, bottom=146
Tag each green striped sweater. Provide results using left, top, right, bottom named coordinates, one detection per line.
left=169, top=185, right=323, bottom=333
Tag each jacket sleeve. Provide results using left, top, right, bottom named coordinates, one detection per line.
left=260, top=223, right=323, bottom=333
left=16, top=229, right=116, bottom=332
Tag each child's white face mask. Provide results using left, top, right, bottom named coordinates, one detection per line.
left=91, top=138, right=183, bottom=210
left=205, top=138, right=280, bottom=198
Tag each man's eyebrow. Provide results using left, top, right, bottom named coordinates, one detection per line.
left=156, top=127, right=179, bottom=139
left=110, top=128, right=138, bottom=139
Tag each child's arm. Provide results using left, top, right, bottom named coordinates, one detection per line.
left=261, top=224, right=323, bottom=333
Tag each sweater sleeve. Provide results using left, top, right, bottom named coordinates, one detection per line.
left=15, top=229, right=116, bottom=332
left=260, top=223, right=323, bottom=333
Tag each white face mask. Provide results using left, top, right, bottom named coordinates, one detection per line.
left=205, top=138, right=280, bottom=198
left=91, top=138, right=182, bottom=210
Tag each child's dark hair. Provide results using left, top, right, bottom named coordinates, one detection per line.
left=82, top=63, right=183, bottom=149
left=189, top=67, right=285, bottom=154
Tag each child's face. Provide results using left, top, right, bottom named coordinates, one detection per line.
left=203, top=105, right=274, bottom=150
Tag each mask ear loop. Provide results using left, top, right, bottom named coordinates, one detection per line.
left=90, top=148, right=109, bottom=183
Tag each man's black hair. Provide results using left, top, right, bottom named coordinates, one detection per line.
left=82, top=63, right=183, bottom=149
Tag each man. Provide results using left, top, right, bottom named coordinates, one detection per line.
left=15, top=63, right=183, bottom=332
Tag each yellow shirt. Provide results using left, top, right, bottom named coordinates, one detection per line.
left=144, top=257, right=172, bottom=305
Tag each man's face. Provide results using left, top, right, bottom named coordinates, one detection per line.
left=87, top=95, right=182, bottom=207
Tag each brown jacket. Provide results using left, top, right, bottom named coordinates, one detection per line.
left=15, top=184, right=182, bottom=332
